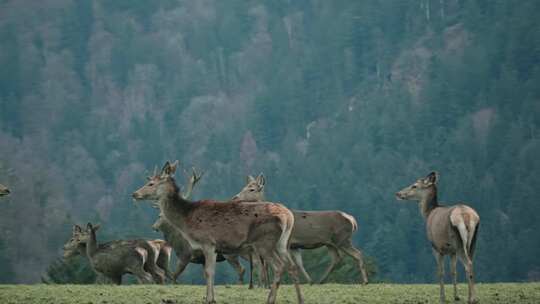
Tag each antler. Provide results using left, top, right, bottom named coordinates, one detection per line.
left=182, top=167, right=204, bottom=200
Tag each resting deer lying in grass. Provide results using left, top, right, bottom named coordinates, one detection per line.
left=396, top=172, right=480, bottom=304
left=64, top=223, right=167, bottom=284
left=233, top=174, right=369, bottom=285
left=0, top=183, right=10, bottom=197
left=133, top=161, right=304, bottom=304
left=151, top=167, right=246, bottom=283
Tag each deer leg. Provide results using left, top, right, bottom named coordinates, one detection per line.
left=451, top=254, right=460, bottom=301
left=290, top=249, right=313, bottom=284
left=340, top=243, right=368, bottom=284
left=224, top=254, right=245, bottom=285
left=253, top=253, right=270, bottom=288
left=172, top=256, right=190, bottom=283
left=459, top=253, right=477, bottom=304
left=317, top=246, right=340, bottom=284
left=248, top=254, right=254, bottom=289
left=276, top=247, right=304, bottom=304
left=203, top=248, right=217, bottom=304
left=433, top=250, right=446, bottom=304
left=130, top=265, right=154, bottom=284
left=265, top=253, right=284, bottom=304
left=157, top=252, right=173, bottom=283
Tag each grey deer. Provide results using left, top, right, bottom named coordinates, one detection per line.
left=64, top=226, right=172, bottom=283
left=64, top=223, right=167, bottom=284
left=151, top=167, right=246, bottom=283
left=133, top=161, right=304, bottom=304
left=396, top=171, right=480, bottom=304
left=0, top=183, right=10, bottom=197
left=233, top=174, right=369, bottom=285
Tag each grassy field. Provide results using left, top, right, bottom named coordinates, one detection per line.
left=0, top=283, right=539, bottom=304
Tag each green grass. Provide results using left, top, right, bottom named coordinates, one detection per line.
left=0, top=283, right=539, bottom=304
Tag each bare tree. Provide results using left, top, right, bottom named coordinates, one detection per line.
left=396, top=172, right=480, bottom=304
left=133, top=161, right=304, bottom=304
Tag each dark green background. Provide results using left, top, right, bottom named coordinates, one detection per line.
left=0, top=0, right=539, bottom=284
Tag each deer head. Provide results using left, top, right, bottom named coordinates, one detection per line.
left=396, top=171, right=439, bottom=202
left=232, top=173, right=265, bottom=201
left=132, top=161, right=179, bottom=201
left=0, top=183, right=10, bottom=197
left=63, top=224, right=83, bottom=258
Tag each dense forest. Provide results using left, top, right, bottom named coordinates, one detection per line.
left=0, top=0, right=539, bottom=284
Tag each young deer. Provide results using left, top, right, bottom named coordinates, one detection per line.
left=396, top=172, right=480, bottom=304
left=0, top=183, right=10, bottom=197
left=233, top=174, right=369, bottom=285
left=133, top=161, right=304, bottom=304
left=64, top=223, right=166, bottom=284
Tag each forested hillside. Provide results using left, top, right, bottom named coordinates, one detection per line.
left=0, top=0, right=539, bottom=283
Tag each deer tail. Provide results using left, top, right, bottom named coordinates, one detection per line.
left=340, top=212, right=358, bottom=232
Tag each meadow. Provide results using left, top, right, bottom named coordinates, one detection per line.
left=0, top=283, right=538, bottom=304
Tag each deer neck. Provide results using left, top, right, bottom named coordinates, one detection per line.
left=158, top=190, right=191, bottom=231
left=85, top=231, right=98, bottom=258
left=419, top=189, right=439, bottom=219
left=77, top=243, right=88, bottom=258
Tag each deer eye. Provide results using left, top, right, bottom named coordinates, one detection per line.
left=249, top=189, right=255, bottom=192
left=411, top=185, right=417, bottom=189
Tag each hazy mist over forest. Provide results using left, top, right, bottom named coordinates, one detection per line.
left=0, top=0, right=539, bottom=284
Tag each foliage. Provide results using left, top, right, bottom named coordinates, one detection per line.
left=0, top=0, right=539, bottom=284
left=41, top=257, right=96, bottom=285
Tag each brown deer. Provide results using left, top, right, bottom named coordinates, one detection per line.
left=233, top=174, right=369, bottom=285
left=152, top=212, right=246, bottom=283
left=133, top=161, right=304, bottom=304
left=64, top=223, right=167, bottom=284
left=396, top=172, right=480, bottom=304
left=151, top=167, right=246, bottom=284
left=0, top=183, right=10, bottom=197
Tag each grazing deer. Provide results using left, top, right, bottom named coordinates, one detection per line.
left=133, top=161, right=304, bottom=304
left=396, top=172, right=480, bottom=304
left=151, top=167, right=246, bottom=283
left=232, top=174, right=369, bottom=285
left=0, top=183, right=10, bottom=197
left=64, top=223, right=166, bottom=284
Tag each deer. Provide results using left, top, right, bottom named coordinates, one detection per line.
left=0, top=183, right=10, bottom=197
left=132, top=161, right=304, bottom=304
left=64, top=223, right=168, bottom=284
left=232, top=174, right=369, bottom=285
left=395, top=171, right=480, bottom=304
left=151, top=167, right=247, bottom=284
left=152, top=212, right=246, bottom=283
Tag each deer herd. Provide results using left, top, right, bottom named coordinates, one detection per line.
left=1, top=162, right=480, bottom=304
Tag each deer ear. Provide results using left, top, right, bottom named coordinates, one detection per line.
left=169, top=160, right=179, bottom=175
left=160, top=161, right=171, bottom=177
left=93, top=224, right=101, bottom=231
left=425, top=171, right=439, bottom=185
left=73, top=225, right=82, bottom=233
left=247, top=175, right=255, bottom=183
left=257, top=173, right=265, bottom=186
left=86, top=223, right=93, bottom=230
